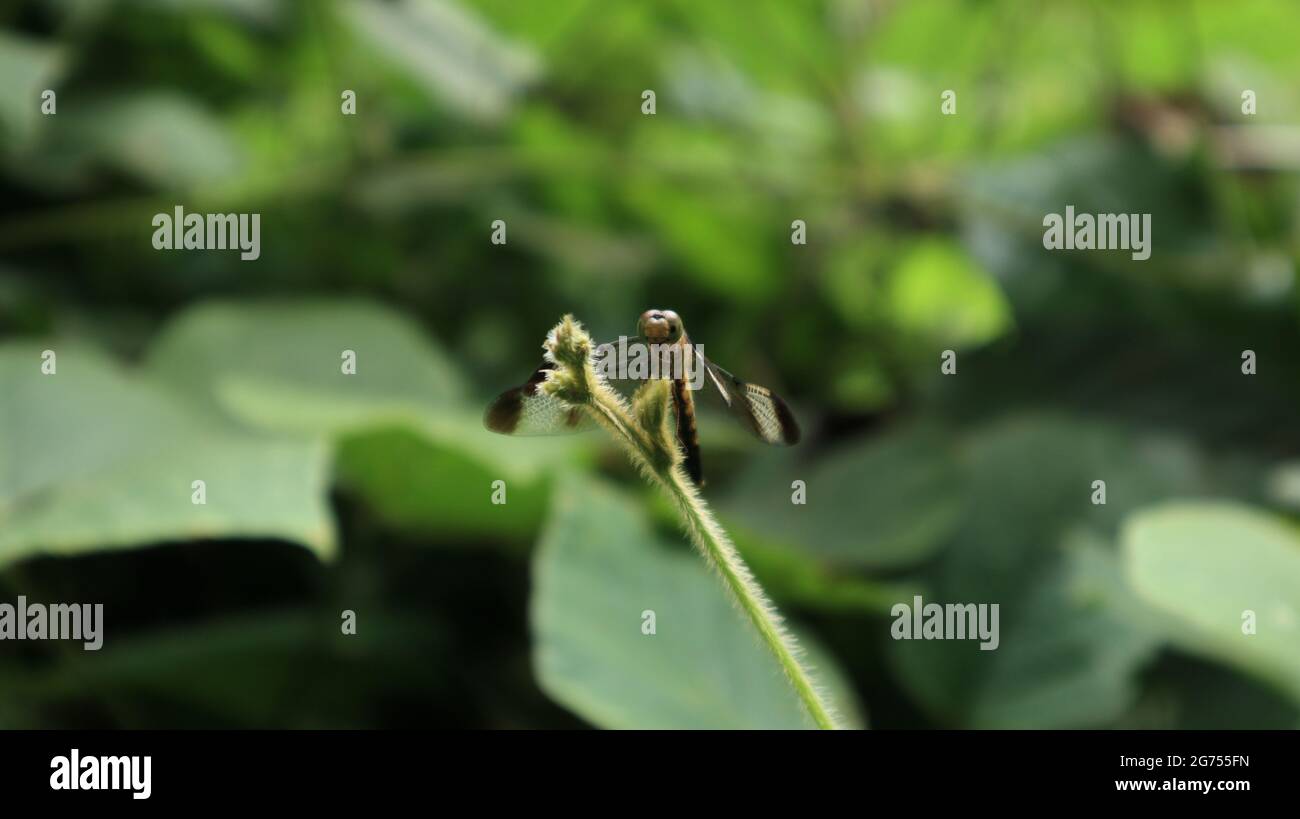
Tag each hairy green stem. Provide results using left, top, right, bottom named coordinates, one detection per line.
left=658, top=466, right=839, bottom=730
left=544, top=315, right=839, bottom=729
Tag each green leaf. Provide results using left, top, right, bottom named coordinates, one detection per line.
left=888, top=237, right=1012, bottom=348
left=732, top=532, right=927, bottom=616
left=147, top=299, right=469, bottom=434
left=886, top=415, right=1206, bottom=727
left=891, top=532, right=1163, bottom=728
left=0, top=32, right=65, bottom=149
left=1122, top=502, right=1300, bottom=703
left=334, top=426, right=551, bottom=542
left=0, top=344, right=334, bottom=566
left=531, top=474, right=862, bottom=728
left=14, top=92, right=240, bottom=192
left=146, top=299, right=580, bottom=540
left=344, top=0, right=539, bottom=124
left=620, top=159, right=778, bottom=301
left=719, top=423, right=962, bottom=569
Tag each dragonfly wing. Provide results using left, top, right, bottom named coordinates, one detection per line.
left=696, top=354, right=801, bottom=446
left=485, top=336, right=651, bottom=435
left=590, top=336, right=652, bottom=398
left=483, top=362, right=596, bottom=436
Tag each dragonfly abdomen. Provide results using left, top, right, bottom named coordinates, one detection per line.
left=671, top=376, right=703, bottom=485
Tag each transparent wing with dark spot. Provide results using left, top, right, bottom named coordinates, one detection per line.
left=694, top=353, right=801, bottom=446
left=483, top=361, right=596, bottom=436
left=483, top=337, right=651, bottom=436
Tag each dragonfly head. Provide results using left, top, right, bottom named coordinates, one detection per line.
left=638, top=309, right=683, bottom=343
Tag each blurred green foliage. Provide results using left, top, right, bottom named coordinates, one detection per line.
left=2, top=0, right=1300, bottom=728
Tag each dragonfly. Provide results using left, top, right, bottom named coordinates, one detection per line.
left=484, top=309, right=800, bottom=485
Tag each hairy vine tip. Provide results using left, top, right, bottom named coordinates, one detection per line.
left=541, top=314, right=594, bottom=404
left=546, top=314, right=592, bottom=369
left=631, top=378, right=681, bottom=471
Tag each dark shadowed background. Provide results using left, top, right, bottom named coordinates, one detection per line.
left=1, top=0, right=1299, bottom=729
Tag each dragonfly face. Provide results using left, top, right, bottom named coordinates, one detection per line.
left=638, top=309, right=684, bottom=343
left=484, top=310, right=801, bottom=485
